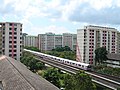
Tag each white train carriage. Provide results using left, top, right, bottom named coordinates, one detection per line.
left=24, top=49, right=91, bottom=71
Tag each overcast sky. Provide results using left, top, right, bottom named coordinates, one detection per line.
left=0, top=0, right=120, bottom=35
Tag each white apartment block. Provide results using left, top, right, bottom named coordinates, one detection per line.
left=62, top=33, right=77, bottom=51
left=38, top=33, right=55, bottom=51
left=38, top=32, right=77, bottom=51
left=0, top=26, right=2, bottom=54
left=77, top=25, right=117, bottom=64
left=55, top=35, right=62, bottom=48
left=24, top=35, right=38, bottom=47
left=0, top=22, right=22, bottom=60
left=117, top=31, right=120, bottom=53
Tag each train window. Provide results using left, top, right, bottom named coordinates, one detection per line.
left=67, top=61, right=69, bottom=63
left=72, top=63, right=75, bottom=64
left=78, top=64, right=81, bottom=66
left=82, top=65, right=84, bottom=67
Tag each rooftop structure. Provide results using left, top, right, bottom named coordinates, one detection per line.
left=0, top=56, right=59, bottom=90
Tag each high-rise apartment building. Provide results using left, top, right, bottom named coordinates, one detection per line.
left=38, top=32, right=76, bottom=51
left=0, top=25, right=2, bottom=54
left=117, top=31, right=120, bottom=53
left=38, top=33, right=55, bottom=51
left=77, top=25, right=117, bottom=64
left=0, top=22, right=22, bottom=60
left=24, top=35, right=38, bottom=47
left=55, top=35, right=62, bottom=48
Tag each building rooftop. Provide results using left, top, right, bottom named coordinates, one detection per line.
left=0, top=56, right=59, bottom=90
left=85, top=25, right=116, bottom=30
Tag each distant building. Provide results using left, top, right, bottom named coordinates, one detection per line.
left=106, top=53, right=120, bottom=68
left=24, top=35, right=38, bottom=47
left=22, top=33, right=28, bottom=46
left=77, top=25, right=117, bottom=64
left=0, top=25, right=2, bottom=54
left=62, top=33, right=77, bottom=51
left=117, top=31, right=120, bottom=54
left=0, top=22, right=22, bottom=60
left=38, top=33, right=55, bottom=51
left=38, top=32, right=77, bottom=51
left=55, top=35, right=62, bottom=48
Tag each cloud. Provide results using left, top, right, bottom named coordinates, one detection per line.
left=1, top=0, right=120, bottom=35
left=62, top=0, right=120, bottom=25
left=27, top=25, right=72, bottom=35
left=69, top=5, right=120, bottom=24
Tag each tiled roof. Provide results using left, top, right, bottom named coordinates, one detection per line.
left=0, top=56, right=59, bottom=90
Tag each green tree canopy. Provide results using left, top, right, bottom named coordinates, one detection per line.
left=43, top=68, right=61, bottom=88
left=20, top=51, right=45, bottom=72
left=64, top=70, right=96, bottom=90
left=52, top=46, right=71, bottom=52
left=95, top=47, right=108, bottom=65
left=24, top=46, right=41, bottom=52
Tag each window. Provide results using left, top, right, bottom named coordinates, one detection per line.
left=14, top=28, right=17, bottom=31
left=14, top=54, right=17, bottom=56
left=9, top=50, right=12, bottom=52
left=9, top=28, right=12, bottom=30
left=9, top=32, right=12, bottom=34
left=14, top=50, right=16, bottom=52
left=14, top=41, right=17, bottom=43
left=9, top=23, right=12, bottom=26
left=14, top=32, right=17, bottom=34
left=14, top=24, right=17, bottom=26
left=14, top=45, right=17, bottom=48
left=9, top=41, right=12, bottom=43
left=9, top=45, right=12, bottom=48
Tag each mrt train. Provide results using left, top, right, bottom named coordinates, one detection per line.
left=24, top=49, right=91, bottom=71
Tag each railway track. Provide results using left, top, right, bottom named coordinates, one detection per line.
left=24, top=49, right=120, bottom=89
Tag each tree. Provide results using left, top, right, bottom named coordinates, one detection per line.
left=20, top=51, right=45, bottom=72
left=43, top=68, right=61, bottom=88
left=95, top=47, right=108, bottom=65
left=24, top=46, right=40, bottom=52
left=64, top=70, right=96, bottom=90
left=52, top=46, right=71, bottom=52
left=63, top=46, right=71, bottom=51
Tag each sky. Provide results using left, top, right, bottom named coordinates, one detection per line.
left=0, top=0, right=120, bottom=35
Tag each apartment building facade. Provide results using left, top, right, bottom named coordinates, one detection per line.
left=0, top=22, right=22, bottom=60
left=38, top=32, right=77, bottom=51
left=77, top=25, right=117, bottom=64
left=24, top=35, right=38, bottom=47
left=0, top=25, right=2, bottom=54
left=117, top=31, right=120, bottom=53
